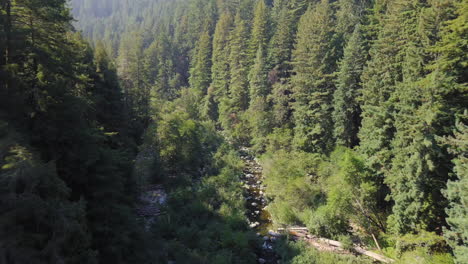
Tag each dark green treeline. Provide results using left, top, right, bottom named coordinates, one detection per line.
left=71, top=0, right=467, bottom=262
left=0, top=0, right=151, bottom=263
left=1, top=0, right=467, bottom=263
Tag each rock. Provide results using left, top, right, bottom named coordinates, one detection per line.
left=251, top=202, right=258, bottom=206
left=262, top=242, right=273, bottom=250
left=259, top=191, right=263, bottom=195
left=255, top=210, right=260, bottom=214
left=268, top=230, right=280, bottom=237
left=257, top=181, right=261, bottom=184
left=250, top=222, right=260, bottom=228
left=258, top=258, right=266, bottom=264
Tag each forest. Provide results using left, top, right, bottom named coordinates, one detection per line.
left=0, top=0, right=467, bottom=263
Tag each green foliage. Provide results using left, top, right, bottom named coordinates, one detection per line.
left=9, top=0, right=467, bottom=262
left=380, top=231, right=454, bottom=264
left=190, top=31, right=212, bottom=97
left=219, top=12, right=250, bottom=132
left=442, top=111, right=468, bottom=263
left=291, top=0, right=339, bottom=154
left=261, top=150, right=324, bottom=226
left=150, top=146, right=257, bottom=264
left=156, top=101, right=222, bottom=177
left=338, top=234, right=354, bottom=251
left=249, top=0, right=270, bottom=63
left=275, top=240, right=373, bottom=264
left=207, top=12, right=233, bottom=121
left=0, top=132, right=97, bottom=263
left=333, top=24, right=367, bottom=147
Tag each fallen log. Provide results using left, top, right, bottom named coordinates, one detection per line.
left=316, top=237, right=394, bottom=263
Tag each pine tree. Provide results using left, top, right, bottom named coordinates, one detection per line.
left=383, top=0, right=465, bottom=234
left=291, top=0, right=338, bottom=153
left=93, top=42, right=126, bottom=134
left=442, top=112, right=468, bottom=264
left=335, top=0, right=369, bottom=42
left=0, top=129, right=97, bottom=263
left=206, top=12, right=233, bottom=121
left=247, top=46, right=271, bottom=150
left=249, top=46, right=269, bottom=99
left=249, top=0, right=270, bottom=63
left=189, top=31, right=212, bottom=96
left=117, top=32, right=147, bottom=120
left=267, top=4, right=295, bottom=70
left=219, top=12, right=250, bottom=131
left=333, top=24, right=367, bottom=147
left=358, top=0, right=414, bottom=189
left=228, top=12, right=250, bottom=112
left=267, top=0, right=309, bottom=130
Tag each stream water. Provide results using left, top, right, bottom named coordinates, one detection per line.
left=239, top=148, right=280, bottom=264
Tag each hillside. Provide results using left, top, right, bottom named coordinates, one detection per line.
left=1, top=0, right=467, bottom=263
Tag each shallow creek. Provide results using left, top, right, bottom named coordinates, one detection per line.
left=239, top=148, right=279, bottom=264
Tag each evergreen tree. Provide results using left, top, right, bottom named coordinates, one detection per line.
left=358, top=0, right=415, bottom=190
left=117, top=32, right=147, bottom=121
left=249, top=46, right=269, bottom=99
left=228, top=12, right=250, bottom=111
left=383, top=0, right=467, bottom=235
left=248, top=46, right=271, bottom=151
left=333, top=24, right=367, bottom=147
left=335, top=0, right=369, bottom=42
left=442, top=112, right=468, bottom=264
left=0, top=127, right=97, bottom=263
left=267, top=4, right=294, bottom=70
left=291, top=0, right=338, bottom=153
left=189, top=31, right=212, bottom=96
left=219, top=12, right=250, bottom=131
left=93, top=42, right=127, bottom=135
left=206, top=12, right=233, bottom=121
left=249, top=0, right=270, bottom=63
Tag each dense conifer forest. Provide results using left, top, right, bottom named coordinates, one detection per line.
left=1, top=0, right=467, bottom=263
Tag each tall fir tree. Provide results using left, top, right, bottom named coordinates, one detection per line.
left=205, top=12, right=233, bottom=121
left=442, top=112, right=468, bottom=264
left=384, top=0, right=465, bottom=234
left=247, top=46, right=271, bottom=151
left=267, top=2, right=297, bottom=70
left=189, top=30, right=212, bottom=97
left=358, top=0, right=414, bottom=194
left=332, top=24, right=367, bottom=147
left=249, top=0, right=270, bottom=63
left=219, top=12, right=250, bottom=131
left=291, top=0, right=338, bottom=153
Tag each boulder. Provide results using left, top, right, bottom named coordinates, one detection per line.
left=268, top=230, right=281, bottom=237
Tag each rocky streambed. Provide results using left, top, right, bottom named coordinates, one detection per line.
left=239, top=148, right=280, bottom=264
